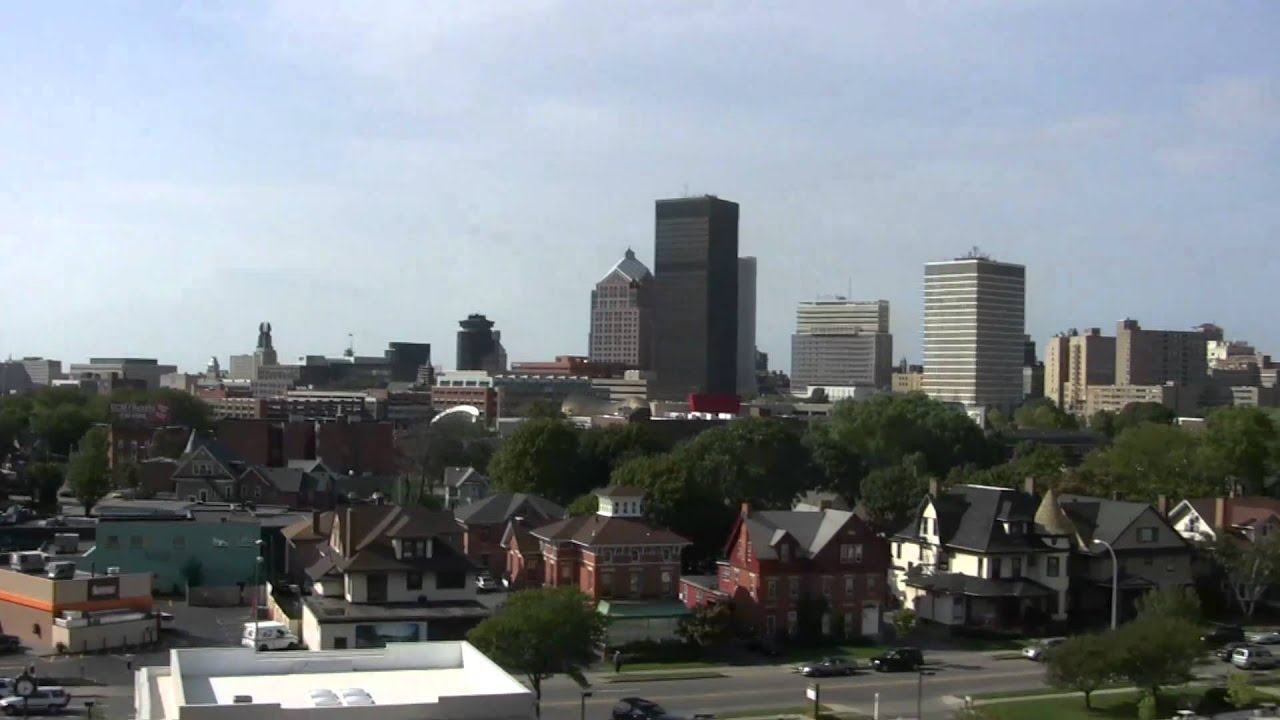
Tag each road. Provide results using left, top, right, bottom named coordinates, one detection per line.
left=537, top=653, right=1053, bottom=720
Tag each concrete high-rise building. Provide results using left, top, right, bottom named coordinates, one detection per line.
left=737, top=257, right=757, bottom=397
left=1115, top=319, right=1208, bottom=386
left=790, top=297, right=893, bottom=393
left=1045, top=328, right=1116, bottom=413
left=588, top=249, right=653, bottom=369
left=651, top=195, right=739, bottom=400
left=19, top=357, right=62, bottom=386
left=456, top=314, right=507, bottom=373
left=922, top=254, right=1026, bottom=411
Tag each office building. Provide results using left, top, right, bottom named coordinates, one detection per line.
left=456, top=315, right=507, bottom=373
left=0, top=559, right=154, bottom=654
left=1116, top=319, right=1209, bottom=386
left=790, top=297, right=893, bottom=393
left=0, top=362, right=31, bottom=395
left=737, top=257, right=757, bottom=397
left=651, top=196, right=739, bottom=400
left=1084, top=383, right=1197, bottom=418
left=588, top=249, right=653, bottom=369
left=135, top=643, right=534, bottom=720
left=892, top=364, right=925, bottom=394
left=68, top=358, right=178, bottom=390
left=1045, top=328, right=1117, bottom=414
left=922, top=254, right=1026, bottom=412
left=20, top=357, right=62, bottom=386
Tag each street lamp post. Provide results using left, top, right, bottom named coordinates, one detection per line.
left=916, top=669, right=935, bottom=720
left=1092, top=539, right=1118, bottom=630
left=579, top=689, right=592, bottom=720
left=252, top=554, right=264, bottom=650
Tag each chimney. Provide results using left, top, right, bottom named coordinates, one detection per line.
left=1024, top=477, right=1036, bottom=496
left=928, top=478, right=940, bottom=499
left=1156, top=494, right=1169, bottom=517
left=1214, top=497, right=1227, bottom=531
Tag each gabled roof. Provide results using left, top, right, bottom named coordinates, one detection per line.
left=282, top=512, right=334, bottom=542
left=741, top=509, right=858, bottom=560
left=444, top=466, right=489, bottom=489
left=599, top=249, right=651, bottom=284
left=530, top=514, right=688, bottom=547
left=501, top=521, right=541, bottom=554
left=321, top=505, right=472, bottom=578
left=174, top=433, right=243, bottom=478
left=894, top=485, right=1047, bottom=553
left=1180, top=497, right=1280, bottom=532
left=454, top=493, right=566, bottom=527
left=595, top=485, right=646, bottom=498
left=1057, top=493, right=1151, bottom=548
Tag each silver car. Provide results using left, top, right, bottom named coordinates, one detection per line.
left=1022, top=637, right=1066, bottom=662
left=1232, top=646, right=1279, bottom=670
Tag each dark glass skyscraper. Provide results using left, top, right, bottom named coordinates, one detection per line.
left=456, top=314, right=506, bottom=372
left=651, top=196, right=739, bottom=399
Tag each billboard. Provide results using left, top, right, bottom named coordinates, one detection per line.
left=109, top=403, right=171, bottom=426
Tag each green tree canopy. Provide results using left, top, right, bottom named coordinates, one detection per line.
left=822, top=394, right=1001, bottom=478
left=1013, top=398, right=1079, bottom=430
left=1112, top=614, right=1203, bottom=699
left=1046, top=633, right=1117, bottom=709
left=488, top=419, right=583, bottom=503
left=576, top=423, right=668, bottom=491
left=24, top=462, right=64, bottom=511
left=467, top=587, right=605, bottom=717
left=1215, top=533, right=1280, bottom=617
left=1201, top=407, right=1279, bottom=495
left=565, top=493, right=599, bottom=516
left=861, top=454, right=930, bottom=532
left=66, top=426, right=111, bottom=515
left=398, top=416, right=495, bottom=503
left=1080, top=423, right=1218, bottom=500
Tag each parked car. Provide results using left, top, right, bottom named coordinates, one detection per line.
left=1216, top=642, right=1254, bottom=661
left=0, top=635, right=20, bottom=654
left=0, top=680, right=13, bottom=698
left=798, top=658, right=857, bottom=677
left=0, top=687, right=70, bottom=715
left=1251, top=631, right=1280, bottom=645
left=610, top=697, right=711, bottom=720
left=870, top=647, right=924, bottom=672
left=475, top=574, right=500, bottom=592
left=1021, top=637, right=1066, bottom=662
left=157, top=612, right=175, bottom=629
left=1231, top=646, right=1279, bottom=671
left=241, top=621, right=300, bottom=651
left=1202, top=624, right=1246, bottom=645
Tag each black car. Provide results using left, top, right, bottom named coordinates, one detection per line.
left=611, top=697, right=712, bottom=720
left=798, top=657, right=857, bottom=677
left=0, top=635, right=18, bottom=653
left=870, top=647, right=925, bottom=672
left=1202, top=624, right=1246, bottom=645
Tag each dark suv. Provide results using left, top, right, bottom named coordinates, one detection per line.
left=1202, top=624, right=1245, bottom=645
left=870, top=647, right=924, bottom=672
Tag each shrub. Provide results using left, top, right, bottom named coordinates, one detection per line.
left=1227, top=672, right=1259, bottom=709
left=893, top=609, right=917, bottom=637
left=1137, top=693, right=1157, bottom=720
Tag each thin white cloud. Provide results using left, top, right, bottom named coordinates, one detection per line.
left=1189, top=75, right=1280, bottom=132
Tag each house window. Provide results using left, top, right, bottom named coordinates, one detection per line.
left=938, top=552, right=950, bottom=571
left=895, top=543, right=902, bottom=559
left=767, top=578, right=778, bottom=602
left=661, top=571, right=672, bottom=594
left=991, top=558, right=1003, bottom=579
left=436, top=571, right=466, bottom=590
left=780, top=544, right=791, bottom=563
left=786, top=611, right=798, bottom=636
left=789, top=576, right=800, bottom=600
left=844, top=575, right=854, bottom=593
left=198, top=490, right=209, bottom=502
left=106, top=535, right=119, bottom=550
left=1012, top=558, right=1023, bottom=578
left=843, top=612, right=854, bottom=637
left=630, top=547, right=641, bottom=562
left=1143, top=554, right=1154, bottom=566
left=253, top=486, right=262, bottom=499
left=1137, top=527, right=1159, bottom=543
left=629, top=571, right=641, bottom=595
left=601, top=571, right=613, bottom=596
left=841, top=544, right=863, bottom=563
left=173, top=535, right=185, bottom=549
left=1046, top=556, right=1060, bottom=577
left=407, top=572, right=423, bottom=591
left=1187, top=516, right=1200, bottom=531
left=822, top=576, right=832, bottom=598
left=334, top=637, right=348, bottom=649
left=662, top=547, right=672, bottom=561
left=866, top=574, right=877, bottom=592
left=560, top=564, right=573, bottom=580
left=766, top=615, right=777, bottom=637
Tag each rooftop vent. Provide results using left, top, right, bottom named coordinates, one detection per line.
left=232, top=695, right=253, bottom=704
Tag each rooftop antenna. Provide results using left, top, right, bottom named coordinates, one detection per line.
left=343, top=333, right=354, bottom=358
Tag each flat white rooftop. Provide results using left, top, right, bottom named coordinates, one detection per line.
left=137, top=642, right=533, bottom=720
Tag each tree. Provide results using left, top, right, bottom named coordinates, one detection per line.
left=65, top=426, right=111, bottom=515
left=611, top=453, right=728, bottom=568
left=1080, top=423, right=1217, bottom=500
left=1013, top=399, right=1079, bottom=430
left=678, top=602, right=734, bottom=647
left=467, top=587, right=605, bottom=718
left=1215, top=534, right=1280, bottom=617
left=1135, top=587, right=1201, bottom=623
left=24, top=462, right=64, bottom=511
left=1112, top=615, right=1202, bottom=699
left=1202, top=407, right=1278, bottom=496
left=565, top=493, right=599, bottom=516
left=488, top=419, right=582, bottom=503
left=806, top=424, right=866, bottom=505
left=30, top=403, right=94, bottom=459
left=576, top=423, right=668, bottom=492
left=398, top=417, right=494, bottom=503
left=1113, top=402, right=1176, bottom=432
left=523, top=400, right=566, bottom=420
left=1227, top=671, right=1260, bottom=709
left=861, top=454, right=929, bottom=533
left=1045, top=633, right=1117, bottom=710
left=892, top=608, right=917, bottom=637
left=1089, top=410, right=1118, bottom=439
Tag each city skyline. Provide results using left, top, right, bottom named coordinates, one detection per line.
left=1, top=3, right=1278, bottom=372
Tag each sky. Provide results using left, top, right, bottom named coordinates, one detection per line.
left=1, top=1, right=1278, bottom=374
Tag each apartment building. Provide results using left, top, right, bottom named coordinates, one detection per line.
left=1045, top=328, right=1117, bottom=413
left=1116, top=319, right=1208, bottom=386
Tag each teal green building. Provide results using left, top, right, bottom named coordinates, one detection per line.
left=89, top=518, right=263, bottom=595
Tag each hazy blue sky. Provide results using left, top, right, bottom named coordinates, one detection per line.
left=2, top=2, right=1278, bottom=373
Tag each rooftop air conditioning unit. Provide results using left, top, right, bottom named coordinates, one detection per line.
left=106, top=567, right=120, bottom=576
left=233, top=695, right=254, bottom=704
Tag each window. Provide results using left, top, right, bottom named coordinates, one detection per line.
left=765, top=615, right=777, bottom=637
left=601, top=571, right=613, bottom=596
left=1012, top=557, right=1023, bottom=578
left=1187, top=516, right=1200, bottom=531
left=1046, top=556, right=1060, bottom=578
left=938, top=552, right=950, bottom=571
left=767, top=578, right=778, bottom=602
left=173, top=535, right=185, bottom=549
left=866, top=574, right=877, bottom=592
left=630, top=547, right=641, bottom=562
left=844, top=575, right=854, bottom=594
left=662, top=546, right=672, bottom=561
left=198, top=490, right=209, bottom=502
left=822, top=576, right=832, bottom=598
left=661, top=571, right=672, bottom=594
left=841, top=544, right=862, bottom=563
left=991, top=558, right=1003, bottom=579
left=130, top=535, right=144, bottom=550
left=1137, top=527, right=1159, bottom=543
left=406, top=572, right=423, bottom=591
left=978, top=558, right=985, bottom=576
left=560, top=563, right=573, bottom=580
left=1143, top=554, right=1154, bottom=566
left=789, top=576, right=800, bottom=600
left=106, top=535, right=119, bottom=549
left=895, top=543, right=902, bottom=559
left=629, top=571, right=641, bottom=595
left=786, top=611, right=798, bottom=636
left=780, top=544, right=791, bottom=563
left=436, top=571, right=466, bottom=590
left=334, top=637, right=348, bottom=649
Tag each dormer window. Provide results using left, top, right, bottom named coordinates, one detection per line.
left=780, top=544, right=791, bottom=563
left=399, top=539, right=431, bottom=559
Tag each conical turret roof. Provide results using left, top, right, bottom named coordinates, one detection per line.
left=1034, top=488, right=1079, bottom=544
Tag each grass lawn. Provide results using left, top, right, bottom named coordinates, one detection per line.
left=982, top=688, right=1213, bottom=720
left=778, top=645, right=889, bottom=665
left=621, top=661, right=720, bottom=672
left=715, top=705, right=850, bottom=720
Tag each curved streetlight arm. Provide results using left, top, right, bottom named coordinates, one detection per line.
left=1092, top=539, right=1118, bottom=630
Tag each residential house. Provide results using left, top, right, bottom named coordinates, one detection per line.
left=526, top=486, right=690, bottom=644
left=454, top=493, right=565, bottom=579
left=281, top=511, right=335, bottom=585
left=680, top=504, right=889, bottom=641
left=1168, top=496, right=1280, bottom=544
left=891, top=481, right=1191, bottom=630
left=443, top=466, right=491, bottom=509
left=170, top=434, right=247, bottom=503
left=501, top=521, right=544, bottom=590
left=293, top=501, right=489, bottom=650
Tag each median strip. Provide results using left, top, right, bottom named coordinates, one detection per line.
left=602, top=671, right=729, bottom=683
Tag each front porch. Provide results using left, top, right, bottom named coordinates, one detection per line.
left=1071, top=572, right=1157, bottom=626
left=906, top=572, right=1061, bottom=631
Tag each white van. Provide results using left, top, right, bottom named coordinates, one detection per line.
left=242, top=621, right=300, bottom=651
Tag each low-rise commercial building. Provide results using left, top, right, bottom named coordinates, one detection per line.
left=68, top=358, right=177, bottom=390
left=134, top=643, right=534, bottom=720
left=1083, top=382, right=1197, bottom=417
left=0, top=561, right=154, bottom=654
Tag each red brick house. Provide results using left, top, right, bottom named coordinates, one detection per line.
left=680, top=504, right=890, bottom=641
left=525, top=487, right=691, bottom=644
left=454, top=493, right=565, bottom=578
left=501, top=521, right=544, bottom=590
